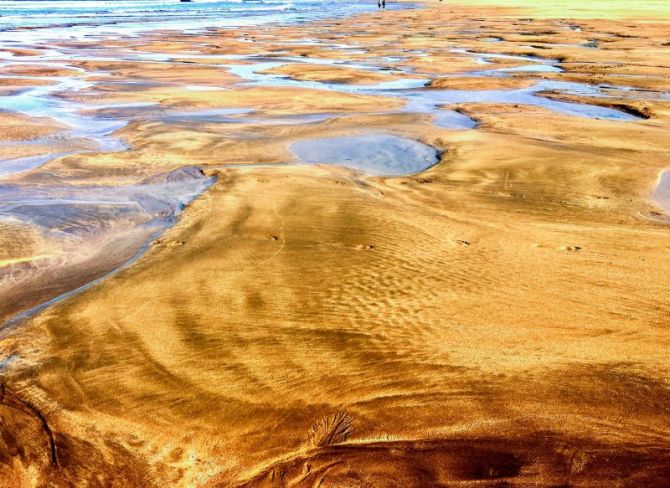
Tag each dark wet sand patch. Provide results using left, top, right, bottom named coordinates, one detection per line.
left=230, top=436, right=670, bottom=488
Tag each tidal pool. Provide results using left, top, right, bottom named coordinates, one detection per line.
left=291, top=134, right=440, bottom=176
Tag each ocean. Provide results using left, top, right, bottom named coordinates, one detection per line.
left=0, top=0, right=392, bottom=42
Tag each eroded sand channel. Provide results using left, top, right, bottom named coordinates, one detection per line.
left=0, top=166, right=212, bottom=327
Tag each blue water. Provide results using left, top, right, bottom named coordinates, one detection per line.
left=291, top=134, right=440, bottom=176
left=0, top=0, right=393, bottom=41
left=654, top=171, right=670, bottom=212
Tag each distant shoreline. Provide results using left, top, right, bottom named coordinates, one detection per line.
left=0, top=0, right=418, bottom=44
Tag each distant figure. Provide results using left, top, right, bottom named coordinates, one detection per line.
left=378, top=0, right=385, bottom=9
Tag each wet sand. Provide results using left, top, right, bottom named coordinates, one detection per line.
left=1, top=1, right=670, bottom=487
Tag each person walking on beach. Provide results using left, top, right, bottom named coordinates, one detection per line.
left=378, top=0, right=386, bottom=9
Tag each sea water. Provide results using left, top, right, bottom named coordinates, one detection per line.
left=0, top=0, right=395, bottom=43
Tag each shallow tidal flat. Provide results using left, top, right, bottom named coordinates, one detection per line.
left=1, top=2, right=670, bottom=487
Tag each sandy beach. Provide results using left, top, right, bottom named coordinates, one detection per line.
left=1, top=0, right=669, bottom=486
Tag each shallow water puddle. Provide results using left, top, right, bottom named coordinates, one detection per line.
left=224, top=57, right=429, bottom=92
left=408, top=81, right=639, bottom=121
left=0, top=153, right=67, bottom=177
left=217, top=52, right=643, bottom=128
left=452, top=48, right=560, bottom=66
left=0, top=166, right=213, bottom=328
left=0, top=43, right=651, bottom=179
left=0, top=73, right=128, bottom=176
left=654, top=171, right=670, bottom=212
left=291, top=134, right=440, bottom=176
left=500, top=64, right=563, bottom=73
left=0, top=166, right=212, bottom=233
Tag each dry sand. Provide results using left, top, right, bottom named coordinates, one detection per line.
left=0, top=2, right=669, bottom=487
